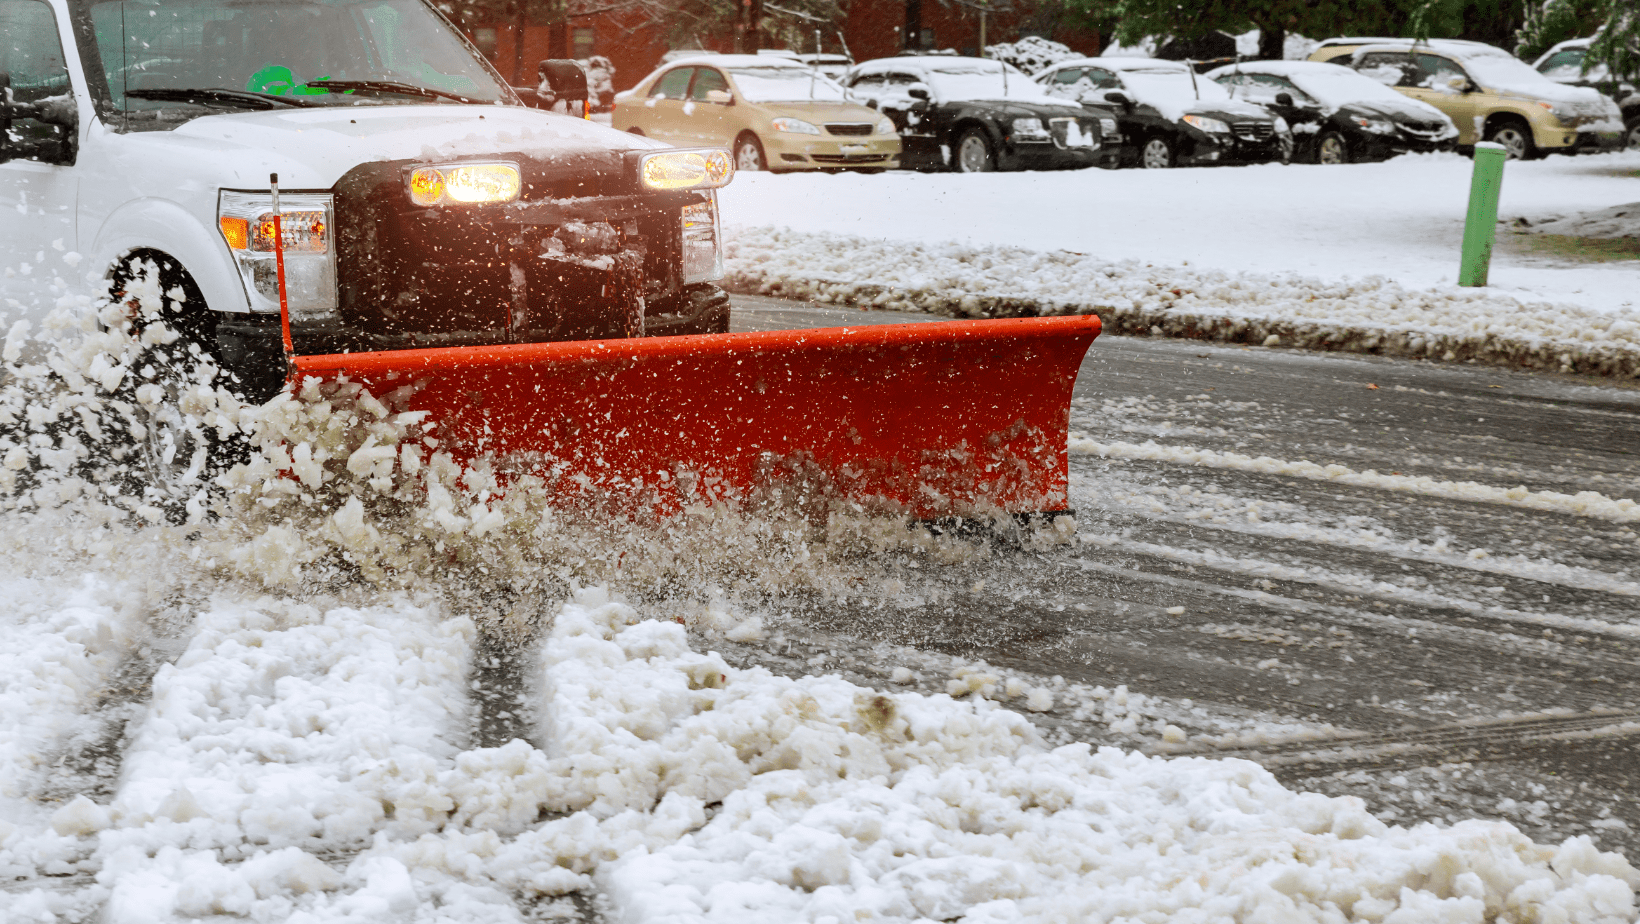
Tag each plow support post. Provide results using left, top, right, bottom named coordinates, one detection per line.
left=291, top=315, right=1101, bottom=518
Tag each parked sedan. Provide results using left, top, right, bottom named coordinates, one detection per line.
left=614, top=55, right=900, bottom=173
left=1034, top=58, right=1289, bottom=168
left=1208, top=61, right=1458, bottom=163
left=845, top=56, right=1116, bottom=172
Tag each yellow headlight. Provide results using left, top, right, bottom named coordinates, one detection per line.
left=409, top=163, right=521, bottom=206
left=640, top=150, right=735, bottom=191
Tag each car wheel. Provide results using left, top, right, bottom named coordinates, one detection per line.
left=734, top=134, right=767, bottom=171
left=1140, top=136, right=1174, bottom=169
left=1317, top=132, right=1349, bottom=165
left=954, top=128, right=995, bottom=173
left=1625, top=117, right=1640, bottom=152
left=1485, top=120, right=1536, bottom=160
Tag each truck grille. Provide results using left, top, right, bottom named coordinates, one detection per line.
left=826, top=122, right=875, bottom=136
left=1234, top=122, right=1273, bottom=141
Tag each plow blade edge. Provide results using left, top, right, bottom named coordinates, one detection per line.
left=290, top=315, right=1101, bottom=518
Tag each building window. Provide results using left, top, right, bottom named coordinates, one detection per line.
left=472, top=27, right=497, bottom=62
left=919, top=28, right=935, bottom=49
left=572, top=26, right=594, bottom=59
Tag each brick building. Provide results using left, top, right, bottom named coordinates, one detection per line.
left=464, top=1, right=1103, bottom=93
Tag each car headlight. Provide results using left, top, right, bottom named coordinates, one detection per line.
left=875, top=115, right=896, bottom=135
left=1182, top=114, right=1230, bottom=134
left=408, top=163, right=521, bottom=206
left=217, top=191, right=337, bottom=320
left=1099, top=117, right=1119, bottom=137
left=638, top=149, right=734, bottom=191
left=1352, top=117, right=1397, bottom=134
left=771, top=117, right=820, bottom=135
left=681, top=197, right=722, bottom=284
left=1011, top=117, right=1051, bottom=140
left=1536, top=101, right=1576, bottom=123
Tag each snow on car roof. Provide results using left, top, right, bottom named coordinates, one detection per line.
left=663, top=54, right=812, bottom=70
left=1203, top=60, right=1354, bottom=78
left=1049, top=57, right=1192, bottom=73
left=1344, top=39, right=1515, bottom=63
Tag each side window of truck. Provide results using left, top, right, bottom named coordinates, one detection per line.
left=0, top=0, right=73, bottom=162
left=650, top=68, right=692, bottom=99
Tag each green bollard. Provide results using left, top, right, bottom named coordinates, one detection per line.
left=1458, top=142, right=1508, bottom=287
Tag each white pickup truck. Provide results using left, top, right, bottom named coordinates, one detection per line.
left=0, top=0, right=732, bottom=406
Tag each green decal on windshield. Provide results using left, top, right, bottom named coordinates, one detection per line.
left=247, top=66, right=347, bottom=96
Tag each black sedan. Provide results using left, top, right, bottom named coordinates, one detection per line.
left=1034, top=57, right=1288, bottom=168
left=1207, top=61, right=1460, bottom=163
left=845, top=56, right=1119, bottom=172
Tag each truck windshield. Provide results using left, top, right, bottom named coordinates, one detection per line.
left=82, top=0, right=511, bottom=115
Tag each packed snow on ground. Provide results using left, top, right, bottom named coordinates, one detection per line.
left=0, top=307, right=1636, bottom=921
left=1518, top=202, right=1640, bottom=239
left=720, top=151, right=1640, bottom=375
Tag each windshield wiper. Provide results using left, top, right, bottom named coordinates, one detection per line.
left=303, top=79, right=477, bottom=104
left=126, top=87, right=312, bottom=109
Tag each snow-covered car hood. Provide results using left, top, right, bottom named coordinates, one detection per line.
left=128, top=104, right=669, bottom=190
left=947, top=99, right=1095, bottom=121
left=1338, top=98, right=1451, bottom=124
left=1175, top=99, right=1275, bottom=123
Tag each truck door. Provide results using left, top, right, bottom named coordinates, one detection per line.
left=0, top=0, right=79, bottom=319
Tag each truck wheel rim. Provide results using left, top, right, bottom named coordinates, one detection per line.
left=1492, top=127, right=1527, bottom=159
left=141, top=382, right=208, bottom=493
left=1142, top=139, right=1169, bottom=168
left=958, top=135, right=989, bottom=172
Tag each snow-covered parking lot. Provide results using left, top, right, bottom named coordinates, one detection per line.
left=721, top=151, right=1640, bottom=376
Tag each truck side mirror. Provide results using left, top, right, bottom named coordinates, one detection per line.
left=907, top=84, right=931, bottom=101
left=0, top=72, right=77, bottom=165
left=1102, top=89, right=1132, bottom=108
left=538, top=59, right=589, bottom=102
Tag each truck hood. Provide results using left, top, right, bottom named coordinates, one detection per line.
left=149, top=104, right=669, bottom=190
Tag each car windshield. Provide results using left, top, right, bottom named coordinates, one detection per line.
left=1537, top=47, right=1608, bottom=82
left=82, top=0, right=510, bottom=114
left=1118, top=67, right=1231, bottom=106
left=921, top=61, right=1056, bottom=102
left=726, top=66, right=848, bottom=102
left=1287, top=68, right=1419, bottom=107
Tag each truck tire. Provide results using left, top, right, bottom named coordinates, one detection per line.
left=646, top=284, right=730, bottom=337
left=106, top=256, right=247, bottom=521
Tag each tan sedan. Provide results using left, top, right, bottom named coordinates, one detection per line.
left=615, top=54, right=901, bottom=172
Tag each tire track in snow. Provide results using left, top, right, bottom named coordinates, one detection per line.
left=1071, top=438, right=1640, bottom=524
left=1175, top=710, right=1640, bottom=770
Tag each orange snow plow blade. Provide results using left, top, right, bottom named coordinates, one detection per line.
left=290, top=315, right=1100, bottom=519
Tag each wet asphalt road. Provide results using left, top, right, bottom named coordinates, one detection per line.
left=726, top=293, right=1640, bottom=856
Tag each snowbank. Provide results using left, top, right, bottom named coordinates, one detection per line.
left=724, top=227, right=1640, bottom=377
left=1519, top=203, right=1640, bottom=239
